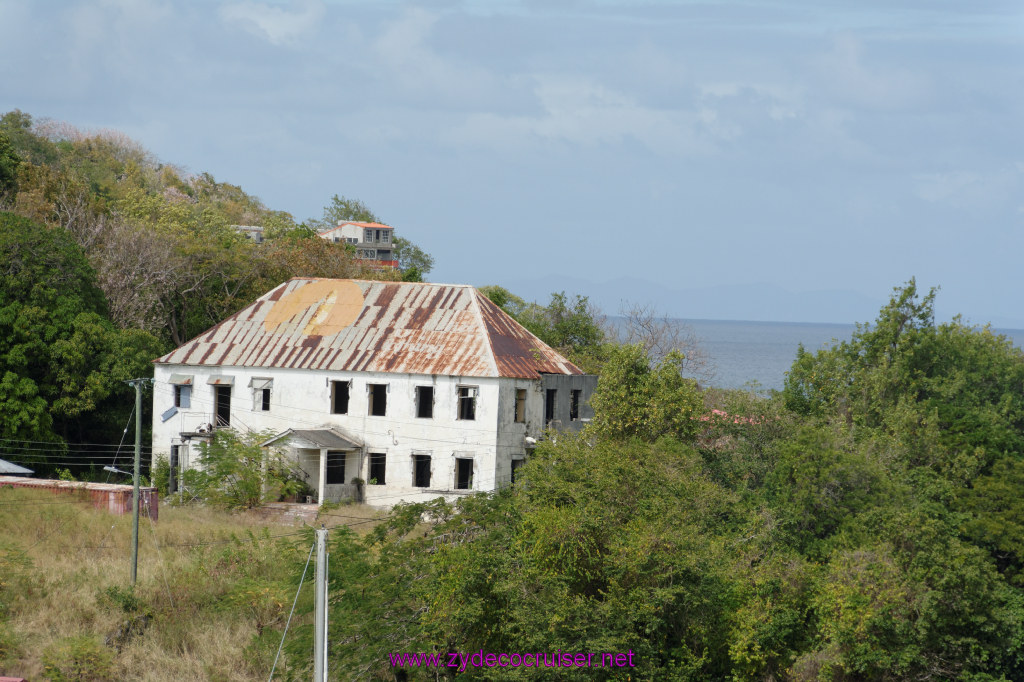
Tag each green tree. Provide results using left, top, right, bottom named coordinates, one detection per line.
left=589, top=343, right=704, bottom=442
left=0, top=131, right=20, bottom=200
left=393, top=235, right=435, bottom=278
left=306, top=194, right=379, bottom=232
left=0, top=109, right=60, bottom=167
left=0, top=212, right=159, bottom=450
left=783, top=279, right=1024, bottom=482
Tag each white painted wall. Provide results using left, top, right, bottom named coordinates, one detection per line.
left=152, top=364, right=546, bottom=506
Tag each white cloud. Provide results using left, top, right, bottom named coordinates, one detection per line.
left=220, top=0, right=325, bottom=47
left=449, top=75, right=711, bottom=155
left=369, top=7, right=497, bottom=103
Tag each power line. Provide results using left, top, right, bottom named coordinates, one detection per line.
left=0, top=437, right=154, bottom=447
left=269, top=541, right=316, bottom=681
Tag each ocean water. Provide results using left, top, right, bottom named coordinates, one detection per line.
left=658, top=319, right=1024, bottom=392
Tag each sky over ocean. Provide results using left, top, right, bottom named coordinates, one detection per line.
left=683, top=319, right=1024, bottom=391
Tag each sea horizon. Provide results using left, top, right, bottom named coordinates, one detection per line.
left=612, top=317, right=1024, bottom=392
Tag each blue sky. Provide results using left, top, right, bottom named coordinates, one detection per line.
left=2, top=0, right=1023, bottom=325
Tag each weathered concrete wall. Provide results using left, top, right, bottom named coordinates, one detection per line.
left=540, top=374, right=598, bottom=432
left=153, top=364, right=507, bottom=507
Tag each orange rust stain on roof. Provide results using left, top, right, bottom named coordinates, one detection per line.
left=263, top=280, right=364, bottom=337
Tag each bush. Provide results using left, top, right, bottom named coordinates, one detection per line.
left=0, top=621, right=21, bottom=665
left=188, top=430, right=307, bottom=509
left=41, top=636, right=114, bottom=681
left=149, top=455, right=170, bottom=497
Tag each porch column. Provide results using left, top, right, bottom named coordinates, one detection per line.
left=318, top=448, right=327, bottom=506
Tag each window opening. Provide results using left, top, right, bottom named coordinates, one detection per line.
left=369, top=453, right=387, bottom=485
left=326, top=451, right=346, bottom=485
left=331, top=381, right=350, bottom=414
left=544, top=388, right=556, bottom=425
left=456, top=458, right=474, bottom=490
left=174, top=384, right=191, bottom=409
left=458, top=386, right=477, bottom=421
left=416, top=386, right=434, bottom=418
left=511, top=458, right=525, bottom=485
left=169, top=444, right=179, bottom=494
left=514, top=388, right=526, bottom=423
left=215, top=386, right=232, bottom=427
left=570, top=389, right=581, bottom=421
left=413, top=454, right=431, bottom=488
left=368, top=384, right=387, bottom=416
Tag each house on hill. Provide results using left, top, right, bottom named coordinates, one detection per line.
left=151, top=278, right=596, bottom=506
left=318, top=221, right=399, bottom=268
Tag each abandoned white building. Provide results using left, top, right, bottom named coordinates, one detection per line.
left=151, top=278, right=596, bottom=506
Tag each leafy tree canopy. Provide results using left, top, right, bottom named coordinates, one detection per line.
left=305, top=193, right=379, bottom=232
left=783, top=278, right=1024, bottom=481
left=0, top=212, right=160, bottom=452
left=0, top=131, right=20, bottom=199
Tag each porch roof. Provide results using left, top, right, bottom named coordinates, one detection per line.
left=260, top=428, right=361, bottom=451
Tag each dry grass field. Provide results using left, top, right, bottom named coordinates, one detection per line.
left=0, top=487, right=385, bottom=681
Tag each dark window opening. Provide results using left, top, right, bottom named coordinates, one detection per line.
left=413, top=454, right=431, bottom=488
left=458, top=386, right=477, bottom=421
left=369, top=384, right=387, bottom=416
left=511, top=458, right=525, bottom=485
left=169, top=445, right=179, bottom=494
left=514, top=389, right=526, bottom=423
left=544, top=388, right=556, bottom=425
left=456, top=458, right=474, bottom=490
left=369, top=453, right=386, bottom=485
left=326, top=451, right=346, bottom=485
left=174, top=385, right=191, bottom=409
left=215, top=386, right=232, bottom=427
left=260, top=388, right=271, bottom=411
left=570, top=389, right=581, bottom=421
left=416, top=386, right=434, bottom=418
left=331, top=381, right=350, bottom=414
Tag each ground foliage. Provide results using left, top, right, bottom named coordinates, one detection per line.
left=278, top=282, right=1024, bottom=681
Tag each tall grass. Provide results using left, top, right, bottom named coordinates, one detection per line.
left=0, top=487, right=383, bottom=680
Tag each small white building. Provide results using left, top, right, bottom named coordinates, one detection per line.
left=318, top=221, right=398, bottom=267
left=151, top=278, right=596, bottom=506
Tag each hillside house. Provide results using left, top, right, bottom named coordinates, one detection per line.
left=151, top=278, right=596, bottom=507
left=318, top=221, right=399, bottom=268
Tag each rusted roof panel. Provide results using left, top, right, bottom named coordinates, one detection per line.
left=154, top=279, right=582, bottom=379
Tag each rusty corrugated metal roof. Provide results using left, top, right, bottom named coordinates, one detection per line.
left=155, top=279, right=583, bottom=379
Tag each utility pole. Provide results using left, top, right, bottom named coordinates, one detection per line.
left=314, top=526, right=329, bottom=682
left=127, top=378, right=152, bottom=587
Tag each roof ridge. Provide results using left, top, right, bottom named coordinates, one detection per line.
left=468, top=288, right=500, bottom=377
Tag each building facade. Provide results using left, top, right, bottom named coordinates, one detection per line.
left=318, top=221, right=399, bottom=268
left=151, top=278, right=596, bottom=507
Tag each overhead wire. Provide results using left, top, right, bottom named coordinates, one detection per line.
left=268, top=541, right=315, bottom=681
left=106, top=403, right=139, bottom=483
